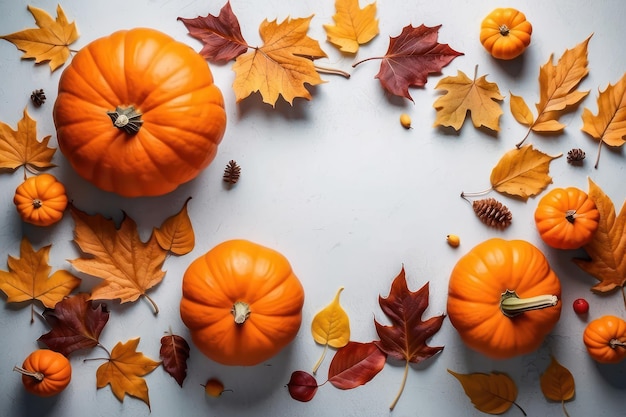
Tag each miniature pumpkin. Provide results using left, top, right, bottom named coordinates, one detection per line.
left=447, top=238, right=561, bottom=359
left=13, top=349, right=72, bottom=397
left=180, top=239, right=305, bottom=366
left=480, top=8, right=532, bottom=60
left=534, top=187, right=599, bottom=249
left=13, top=174, right=67, bottom=226
left=583, top=315, right=626, bottom=364
left=53, top=28, right=227, bottom=197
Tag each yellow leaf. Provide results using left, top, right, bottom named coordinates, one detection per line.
left=509, top=92, right=534, bottom=126
left=153, top=197, right=195, bottom=255
left=0, top=238, right=80, bottom=322
left=581, top=72, right=626, bottom=168
left=233, top=15, right=327, bottom=106
left=69, top=206, right=167, bottom=314
left=96, top=338, right=160, bottom=409
left=323, top=0, right=379, bottom=53
left=0, top=108, right=56, bottom=177
left=448, top=370, right=523, bottom=415
left=0, top=5, right=79, bottom=71
left=573, top=178, right=626, bottom=294
left=540, top=356, right=575, bottom=402
left=311, top=287, right=350, bottom=373
left=490, top=145, right=561, bottom=200
left=433, top=66, right=503, bottom=131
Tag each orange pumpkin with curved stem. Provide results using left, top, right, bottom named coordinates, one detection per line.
left=583, top=315, right=626, bottom=364
left=180, top=240, right=305, bottom=366
left=480, top=8, right=532, bottom=60
left=447, top=238, right=561, bottom=359
left=13, top=174, right=67, bottom=226
left=14, top=350, right=72, bottom=397
left=53, top=28, right=226, bottom=197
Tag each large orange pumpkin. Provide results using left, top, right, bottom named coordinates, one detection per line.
left=447, top=238, right=561, bottom=359
left=583, top=315, right=626, bottom=364
left=53, top=28, right=226, bottom=197
left=13, top=174, right=68, bottom=226
left=14, top=349, right=72, bottom=397
left=180, top=240, right=305, bottom=366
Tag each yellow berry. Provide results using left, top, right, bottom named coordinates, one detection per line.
left=203, top=378, right=225, bottom=397
left=400, top=113, right=412, bottom=129
left=447, top=234, right=460, bottom=248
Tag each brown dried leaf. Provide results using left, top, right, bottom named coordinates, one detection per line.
left=153, top=197, right=195, bottom=255
left=160, top=332, right=190, bottom=387
left=540, top=356, right=575, bottom=402
left=448, top=370, right=524, bottom=415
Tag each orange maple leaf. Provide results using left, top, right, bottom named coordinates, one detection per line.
left=0, top=5, right=79, bottom=71
left=96, top=338, right=160, bottom=409
left=69, top=206, right=167, bottom=314
left=153, top=197, right=195, bottom=255
left=0, top=108, right=56, bottom=178
left=0, top=238, right=81, bottom=322
left=232, top=15, right=327, bottom=106
left=323, top=0, right=379, bottom=53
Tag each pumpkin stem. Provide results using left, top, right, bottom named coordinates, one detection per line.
left=565, top=209, right=577, bottom=223
left=13, top=366, right=44, bottom=382
left=32, top=199, right=43, bottom=209
left=499, top=24, right=510, bottom=36
left=500, top=290, right=558, bottom=318
left=231, top=301, right=251, bottom=324
left=107, top=105, right=143, bottom=135
left=609, top=339, right=626, bottom=349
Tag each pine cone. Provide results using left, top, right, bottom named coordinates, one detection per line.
left=567, top=148, right=585, bottom=164
left=472, top=198, right=512, bottom=230
left=223, top=160, right=241, bottom=184
left=30, top=89, right=46, bottom=107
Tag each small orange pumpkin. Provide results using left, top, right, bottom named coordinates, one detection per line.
left=534, top=187, right=599, bottom=249
left=13, top=174, right=68, bottom=226
left=14, top=349, right=72, bottom=397
left=480, top=8, right=532, bottom=60
left=180, top=239, right=305, bottom=366
left=583, top=315, right=626, bottom=364
left=53, top=28, right=226, bottom=197
left=447, top=238, right=561, bottom=359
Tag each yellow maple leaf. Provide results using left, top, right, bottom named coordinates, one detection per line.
left=0, top=108, right=56, bottom=178
left=581, top=72, right=626, bottom=168
left=0, top=238, right=81, bottom=322
left=232, top=15, right=327, bottom=106
left=323, top=0, right=378, bottom=53
left=153, top=197, right=195, bottom=255
left=69, top=206, right=167, bottom=314
left=0, top=5, right=79, bottom=71
left=511, top=35, right=591, bottom=147
left=448, top=370, right=524, bottom=415
left=573, top=178, right=626, bottom=296
left=490, top=145, right=561, bottom=200
left=310, top=287, right=350, bottom=374
left=433, top=66, right=504, bottom=131
left=96, top=338, right=160, bottom=409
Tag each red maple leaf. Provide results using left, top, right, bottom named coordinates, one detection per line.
left=353, top=24, right=463, bottom=101
left=178, top=1, right=248, bottom=62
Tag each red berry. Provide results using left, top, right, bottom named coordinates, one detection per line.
left=572, top=298, right=589, bottom=314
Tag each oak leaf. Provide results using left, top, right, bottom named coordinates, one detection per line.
left=0, top=238, right=80, bottom=323
left=38, top=293, right=110, bottom=356
left=433, top=66, right=504, bottom=131
left=96, top=338, right=160, bottom=409
left=311, top=287, right=350, bottom=374
left=327, top=341, right=386, bottom=389
left=69, top=206, right=167, bottom=314
left=287, top=371, right=318, bottom=402
left=540, top=356, right=575, bottom=415
left=490, top=145, right=561, bottom=200
left=374, top=266, right=445, bottom=409
left=153, top=197, right=195, bottom=255
left=0, top=108, right=56, bottom=177
left=232, top=15, right=327, bottom=106
left=511, top=35, right=591, bottom=147
left=160, top=331, right=190, bottom=387
left=177, top=1, right=248, bottom=62
left=0, top=5, right=79, bottom=71
left=573, top=178, right=626, bottom=296
left=352, top=24, right=462, bottom=101
left=581, top=72, right=626, bottom=168
left=323, top=0, right=378, bottom=53
left=448, top=370, right=525, bottom=415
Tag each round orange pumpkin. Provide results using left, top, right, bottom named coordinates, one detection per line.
left=180, top=239, right=305, bottom=366
left=447, top=238, right=561, bottom=359
left=534, top=187, right=599, bottom=249
left=480, top=8, right=532, bottom=60
left=53, top=28, right=226, bottom=197
left=14, top=349, right=72, bottom=397
left=583, top=315, right=626, bottom=364
left=13, top=174, right=68, bottom=226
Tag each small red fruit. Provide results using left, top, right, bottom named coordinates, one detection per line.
left=573, top=298, right=589, bottom=315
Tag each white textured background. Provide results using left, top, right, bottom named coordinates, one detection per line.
left=1, top=0, right=625, bottom=416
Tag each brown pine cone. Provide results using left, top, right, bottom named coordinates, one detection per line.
left=567, top=148, right=585, bottom=164
left=472, top=198, right=513, bottom=230
left=30, top=89, right=46, bottom=107
left=223, top=160, right=241, bottom=184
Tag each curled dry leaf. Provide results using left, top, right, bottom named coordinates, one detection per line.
left=323, top=0, right=379, bottom=53
left=153, top=197, right=195, bottom=255
left=287, top=370, right=318, bottom=402
left=160, top=331, right=191, bottom=387
left=311, top=287, right=350, bottom=374
left=448, top=370, right=526, bottom=415
left=540, top=356, right=575, bottom=416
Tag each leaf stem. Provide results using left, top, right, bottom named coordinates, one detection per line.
left=562, top=400, right=570, bottom=417
left=312, top=344, right=327, bottom=375
left=352, top=56, right=383, bottom=68
left=515, top=127, right=533, bottom=149
left=144, top=294, right=159, bottom=315
left=513, top=400, right=527, bottom=416
left=460, top=189, right=493, bottom=201
left=594, top=139, right=603, bottom=169
left=389, top=361, right=410, bottom=410
left=314, top=65, right=350, bottom=78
